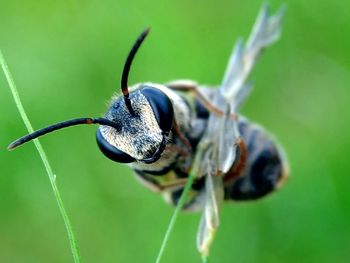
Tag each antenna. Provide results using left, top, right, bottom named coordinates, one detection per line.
left=121, top=28, right=150, bottom=115
left=8, top=117, right=120, bottom=150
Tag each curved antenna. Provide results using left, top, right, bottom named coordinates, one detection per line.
left=8, top=117, right=120, bottom=150
left=121, top=28, right=150, bottom=115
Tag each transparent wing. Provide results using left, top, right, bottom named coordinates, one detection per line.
left=193, top=4, right=285, bottom=257
left=206, top=3, right=285, bottom=175
left=220, top=3, right=286, bottom=103
left=196, top=162, right=224, bottom=256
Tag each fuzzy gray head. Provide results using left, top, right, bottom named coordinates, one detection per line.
left=98, top=88, right=165, bottom=161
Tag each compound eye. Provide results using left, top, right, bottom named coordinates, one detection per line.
left=140, top=86, right=174, bottom=135
left=96, top=129, right=135, bottom=163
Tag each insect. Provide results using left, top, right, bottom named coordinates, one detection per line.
left=8, top=4, right=288, bottom=257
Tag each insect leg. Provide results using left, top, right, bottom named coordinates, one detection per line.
left=223, top=137, right=247, bottom=183
left=171, top=119, right=192, bottom=149
left=133, top=170, right=189, bottom=192
left=166, top=81, right=236, bottom=119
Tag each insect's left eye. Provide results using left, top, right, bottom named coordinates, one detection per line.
left=140, top=86, right=174, bottom=135
left=96, top=129, right=135, bottom=163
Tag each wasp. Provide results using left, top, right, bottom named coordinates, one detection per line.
left=8, top=4, right=288, bottom=257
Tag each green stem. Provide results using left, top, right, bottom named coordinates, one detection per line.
left=155, top=166, right=199, bottom=263
left=0, top=50, right=81, bottom=263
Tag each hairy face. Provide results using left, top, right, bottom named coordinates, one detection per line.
left=99, top=89, right=164, bottom=161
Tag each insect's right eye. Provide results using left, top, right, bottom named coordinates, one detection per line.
left=140, top=86, right=174, bottom=135
left=96, top=129, right=135, bottom=163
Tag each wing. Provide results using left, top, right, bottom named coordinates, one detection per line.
left=196, top=165, right=224, bottom=256
left=194, top=3, right=285, bottom=257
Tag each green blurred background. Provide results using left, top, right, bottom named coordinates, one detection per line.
left=1, top=0, right=349, bottom=262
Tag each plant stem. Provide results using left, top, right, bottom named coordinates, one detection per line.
left=155, top=169, right=197, bottom=263
left=0, top=50, right=81, bottom=263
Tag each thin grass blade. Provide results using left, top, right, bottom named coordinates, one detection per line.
left=0, top=50, right=81, bottom=263
left=155, top=168, right=197, bottom=263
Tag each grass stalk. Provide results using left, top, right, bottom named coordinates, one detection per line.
left=155, top=165, right=199, bottom=263
left=0, top=50, right=81, bottom=263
